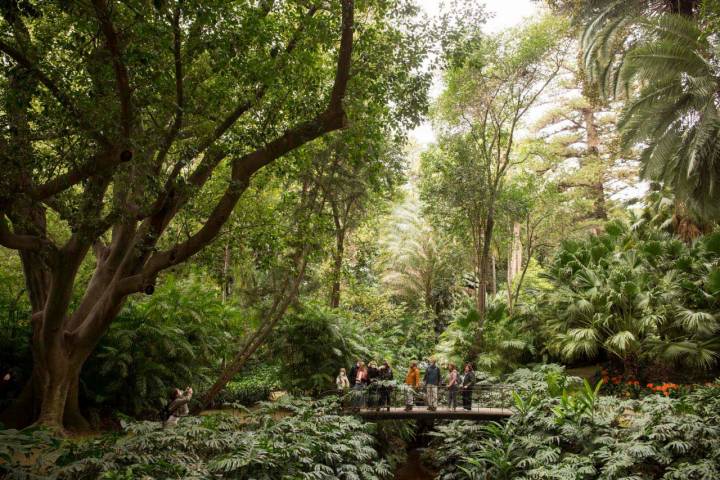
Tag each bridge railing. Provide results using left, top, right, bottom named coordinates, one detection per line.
left=332, top=382, right=517, bottom=412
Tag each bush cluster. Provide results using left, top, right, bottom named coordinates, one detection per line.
left=429, top=365, right=720, bottom=479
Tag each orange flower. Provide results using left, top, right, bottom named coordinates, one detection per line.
left=647, top=383, right=654, bottom=388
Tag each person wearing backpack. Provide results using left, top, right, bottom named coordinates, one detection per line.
left=163, top=386, right=193, bottom=427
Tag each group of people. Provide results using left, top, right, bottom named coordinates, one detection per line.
left=336, top=358, right=477, bottom=411
left=336, top=360, right=395, bottom=411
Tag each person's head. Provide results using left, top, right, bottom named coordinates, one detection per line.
left=340, top=368, right=346, bottom=375
left=355, top=359, right=361, bottom=367
left=429, top=357, right=436, bottom=366
left=449, top=363, right=456, bottom=371
left=359, top=361, right=366, bottom=370
left=464, top=363, right=472, bottom=373
left=410, top=361, right=417, bottom=368
left=383, top=360, right=390, bottom=368
left=369, top=361, right=377, bottom=369
left=172, top=388, right=182, bottom=399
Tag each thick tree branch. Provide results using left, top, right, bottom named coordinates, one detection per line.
left=27, top=150, right=132, bottom=201
left=154, top=4, right=185, bottom=169
left=0, top=217, right=57, bottom=253
left=118, top=0, right=354, bottom=293
left=91, top=0, right=133, bottom=139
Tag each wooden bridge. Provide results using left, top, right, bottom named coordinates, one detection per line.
left=355, top=406, right=513, bottom=421
left=337, top=383, right=517, bottom=422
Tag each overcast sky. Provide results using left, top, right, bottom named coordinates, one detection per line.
left=411, top=0, right=541, bottom=146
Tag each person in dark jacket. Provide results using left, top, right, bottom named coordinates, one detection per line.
left=424, top=358, right=441, bottom=411
left=377, top=360, right=394, bottom=411
left=349, top=360, right=360, bottom=387
left=367, top=361, right=380, bottom=408
left=461, top=364, right=475, bottom=410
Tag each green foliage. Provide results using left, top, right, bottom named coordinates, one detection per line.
left=82, top=274, right=244, bottom=418
left=342, top=282, right=436, bottom=367
left=582, top=3, right=720, bottom=218
left=435, top=297, right=536, bottom=374
left=538, top=219, right=720, bottom=371
left=430, top=365, right=720, bottom=479
left=270, top=302, right=371, bottom=393
left=0, top=256, right=31, bottom=410
left=2, top=397, right=392, bottom=480
left=212, top=364, right=281, bottom=407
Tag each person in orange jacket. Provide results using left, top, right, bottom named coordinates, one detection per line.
left=404, top=361, right=421, bottom=411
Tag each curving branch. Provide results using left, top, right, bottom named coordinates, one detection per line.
left=28, top=150, right=132, bottom=201
left=116, top=0, right=355, bottom=295
left=0, top=217, right=57, bottom=253
left=155, top=4, right=185, bottom=169
left=91, top=0, right=133, bottom=140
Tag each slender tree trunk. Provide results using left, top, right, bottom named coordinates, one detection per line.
left=471, top=222, right=484, bottom=315
left=507, top=221, right=522, bottom=314
left=491, top=254, right=497, bottom=296
left=329, top=228, right=345, bottom=308
left=510, top=222, right=522, bottom=281
left=196, top=253, right=309, bottom=412
left=476, top=208, right=495, bottom=336
left=222, top=241, right=231, bottom=302
left=582, top=107, right=607, bottom=221
left=582, top=108, right=599, bottom=154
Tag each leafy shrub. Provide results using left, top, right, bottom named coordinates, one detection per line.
left=2, top=397, right=392, bottom=480
left=270, top=302, right=371, bottom=393
left=429, top=365, right=720, bottom=479
left=211, top=364, right=282, bottom=407
left=81, top=274, right=245, bottom=418
left=0, top=260, right=32, bottom=410
left=538, top=221, right=720, bottom=374
left=436, top=297, right=536, bottom=374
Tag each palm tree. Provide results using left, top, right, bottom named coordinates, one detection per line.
left=582, top=2, right=720, bottom=219
left=541, top=219, right=720, bottom=374
left=380, top=199, right=461, bottom=334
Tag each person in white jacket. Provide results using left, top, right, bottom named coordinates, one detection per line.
left=336, top=368, right=350, bottom=393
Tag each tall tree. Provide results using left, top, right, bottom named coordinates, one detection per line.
left=423, top=16, right=568, bottom=352
left=0, top=0, right=429, bottom=430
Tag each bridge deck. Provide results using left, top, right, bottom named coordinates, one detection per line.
left=352, top=406, right=513, bottom=421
